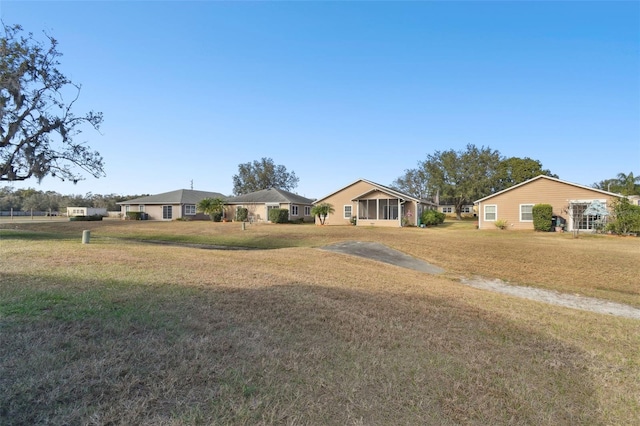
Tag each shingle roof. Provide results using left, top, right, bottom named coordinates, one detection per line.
left=473, top=175, right=623, bottom=204
left=314, top=178, right=436, bottom=206
left=117, top=189, right=227, bottom=205
left=225, top=188, right=315, bottom=205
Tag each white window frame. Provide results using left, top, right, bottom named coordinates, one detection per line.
left=484, top=204, right=497, bottom=221
left=125, top=205, right=130, bottom=213
left=139, top=205, right=145, bottom=212
left=344, top=205, right=352, bottom=219
left=304, top=206, right=311, bottom=216
left=185, top=204, right=196, bottom=215
left=519, top=204, right=534, bottom=222
left=291, top=205, right=299, bottom=216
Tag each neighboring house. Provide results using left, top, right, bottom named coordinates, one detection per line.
left=474, top=175, right=624, bottom=231
left=117, top=189, right=227, bottom=220
left=223, top=188, right=315, bottom=222
left=67, top=207, right=107, bottom=217
left=439, top=203, right=476, bottom=217
left=313, top=178, right=437, bottom=227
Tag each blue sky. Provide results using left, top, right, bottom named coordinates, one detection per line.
left=2, top=1, right=639, bottom=199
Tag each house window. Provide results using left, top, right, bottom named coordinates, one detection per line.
left=125, top=205, right=130, bottom=213
left=462, top=206, right=471, bottom=213
left=484, top=205, right=497, bottom=221
left=520, top=204, right=533, bottom=222
left=344, top=205, right=352, bottom=219
left=139, top=205, right=145, bottom=212
left=185, top=204, right=196, bottom=215
left=304, top=206, right=311, bottom=216
left=291, top=205, right=299, bottom=216
left=442, top=207, right=452, bottom=213
left=163, top=205, right=173, bottom=220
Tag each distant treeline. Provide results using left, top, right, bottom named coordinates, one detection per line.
left=0, top=187, right=148, bottom=212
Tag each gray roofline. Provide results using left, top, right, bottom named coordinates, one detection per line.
left=474, top=175, right=624, bottom=204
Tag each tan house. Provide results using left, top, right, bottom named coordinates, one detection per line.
left=223, top=188, right=315, bottom=222
left=474, top=175, right=623, bottom=231
left=313, top=178, right=437, bottom=227
left=117, top=189, right=227, bottom=220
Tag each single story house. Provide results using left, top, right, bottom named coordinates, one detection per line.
left=117, top=189, right=227, bottom=220
left=223, top=188, right=315, bottom=222
left=313, top=178, right=437, bottom=227
left=474, top=175, right=624, bottom=231
left=438, top=202, right=476, bottom=217
left=67, top=207, right=107, bottom=217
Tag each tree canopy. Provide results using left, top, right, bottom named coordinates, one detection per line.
left=232, top=157, right=299, bottom=195
left=1, top=23, right=104, bottom=183
left=392, top=145, right=556, bottom=219
left=593, top=172, right=640, bottom=196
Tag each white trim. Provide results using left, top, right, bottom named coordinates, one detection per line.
left=474, top=175, right=623, bottom=204
left=484, top=204, right=497, bottom=222
left=519, top=204, right=534, bottom=222
left=343, top=205, right=352, bottom=219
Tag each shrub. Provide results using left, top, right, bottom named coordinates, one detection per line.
left=532, top=204, right=553, bottom=231
left=126, top=211, right=143, bottom=220
left=235, top=207, right=249, bottom=222
left=494, top=218, right=509, bottom=230
left=211, top=212, right=223, bottom=222
left=69, top=215, right=103, bottom=222
left=268, top=208, right=289, bottom=224
left=606, top=198, right=640, bottom=235
left=420, top=209, right=446, bottom=226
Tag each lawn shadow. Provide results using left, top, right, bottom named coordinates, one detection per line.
left=0, top=271, right=603, bottom=425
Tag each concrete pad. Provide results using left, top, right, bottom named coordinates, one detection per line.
left=320, top=241, right=445, bottom=274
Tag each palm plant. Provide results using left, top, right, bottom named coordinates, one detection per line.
left=197, top=197, right=225, bottom=221
left=311, top=203, right=335, bottom=225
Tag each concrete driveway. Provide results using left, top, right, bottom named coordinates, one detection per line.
left=320, top=241, right=445, bottom=274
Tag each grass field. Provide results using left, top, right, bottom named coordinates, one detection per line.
left=1, top=220, right=639, bottom=424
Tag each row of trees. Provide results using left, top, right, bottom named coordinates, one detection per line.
left=0, top=187, right=147, bottom=212
left=392, top=144, right=639, bottom=220
left=593, top=172, right=640, bottom=196
left=392, top=145, right=558, bottom=219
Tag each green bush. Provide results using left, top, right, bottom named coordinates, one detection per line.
left=69, top=215, right=103, bottom=222
left=532, top=204, right=553, bottom=231
left=212, top=212, right=223, bottom=222
left=420, top=209, right=446, bottom=226
left=126, top=211, right=142, bottom=220
left=606, top=198, right=640, bottom=235
left=494, top=218, right=509, bottom=230
left=235, top=207, right=248, bottom=222
left=268, top=208, right=289, bottom=223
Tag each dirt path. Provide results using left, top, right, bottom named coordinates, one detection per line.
left=460, top=277, right=640, bottom=320
left=321, top=241, right=640, bottom=320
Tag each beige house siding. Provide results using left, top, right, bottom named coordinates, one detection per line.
left=119, top=203, right=207, bottom=220
left=476, top=177, right=619, bottom=231
left=314, top=179, right=428, bottom=227
left=225, top=202, right=314, bottom=222
left=440, top=204, right=475, bottom=218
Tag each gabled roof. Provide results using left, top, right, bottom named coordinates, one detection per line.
left=117, top=189, right=227, bottom=205
left=225, top=188, right=315, bottom=205
left=474, top=175, right=623, bottom=204
left=314, top=178, right=436, bottom=206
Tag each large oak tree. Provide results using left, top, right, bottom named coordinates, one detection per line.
left=232, top=157, right=299, bottom=195
left=1, top=24, right=104, bottom=183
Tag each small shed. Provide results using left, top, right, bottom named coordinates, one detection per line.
left=67, top=207, right=108, bottom=217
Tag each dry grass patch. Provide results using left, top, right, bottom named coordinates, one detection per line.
left=1, top=232, right=639, bottom=424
